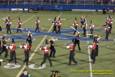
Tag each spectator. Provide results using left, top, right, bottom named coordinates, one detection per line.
left=20, top=69, right=31, bottom=77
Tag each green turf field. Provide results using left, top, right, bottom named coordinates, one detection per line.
left=0, top=11, right=115, bottom=77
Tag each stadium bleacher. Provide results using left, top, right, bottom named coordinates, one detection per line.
left=0, top=0, right=114, bottom=4
left=0, top=0, right=114, bottom=11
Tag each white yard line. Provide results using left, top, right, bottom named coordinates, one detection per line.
left=16, top=13, right=63, bottom=77
left=16, top=26, right=53, bottom=77
left=86, top=19, right=93, bottom=77
left=88, top=47, right=93, bottom=77
left=22, top=16, right=34, bottom=25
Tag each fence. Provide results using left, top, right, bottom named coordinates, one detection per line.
left=0, top=0, right=115, bottom=5
left=0, top=0, right=115, bottom=11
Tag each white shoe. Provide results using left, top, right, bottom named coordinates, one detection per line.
left=38, top=66, right=42, bottom=69
left=42, top=64, right=46, bottom=68
left=38, top=64, right=46, bottom=69
left=0, top=59, right=3, bottom=62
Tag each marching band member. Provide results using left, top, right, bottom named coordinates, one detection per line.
left=82, top=23, right=87, bottom=37
left=20, top=43, right=31, bottom=66
left=105, top=15, right=113, bottom=33
left=72, top=32, right=81, bottom=51
left=80, top=16, right=86, bottom=28
left=56, top=17, right=62, bottom=34
left=17, top=17, right=22, bottom=33
left=0, top=36, right=8, bottom=58
left=26, top=31, right=32, bottom=51
left=105, top=26, right=111, bottom=40
left=89, top=42, right=97, bottom=64
left=89, top=20, right=95, bottom=35
left=8, top=41, right=17, bottom=64
left=93, top=35, right=101, bottom=56
left=80, top=16, right=87, bottom=37
left=49, top=39, right=56, bottom=58
left=52, top=17, right=57, bottom=33
left=5, top=16, right=12, bottom=34
left=107, top=16, right=113, bottom=33
left=40, top=44, right=52, bottom=67
left=35, top=17, right=40, bottom=32
left=66, top=43, right=78, bottom=65
left=72, top=17, right=79, bottom=35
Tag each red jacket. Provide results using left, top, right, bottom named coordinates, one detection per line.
left=41, top=46, right=50, bottom=54
left=106, top=18, right=112, bottom=25
left=108, top=19, right=113, bottom=25
left=66, top=43, right=75, bottom=52
left=23, top=44, right=30, bottom=52
left=9, top=44, right=16, bottom=52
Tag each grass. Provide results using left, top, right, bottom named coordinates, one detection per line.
left=0, top=11, right=115, bottom=77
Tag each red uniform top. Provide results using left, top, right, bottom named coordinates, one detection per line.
left=41, top=46, right=50, bottom=54
left=66, top=43, right=75, bottom=52
left=108, top=18, right=113, bottom=25
left=23, top=44, right=30, bottom=52
left=106, top=18, right=113, bottom=25
left=9, top=44, right=16, bottom=52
